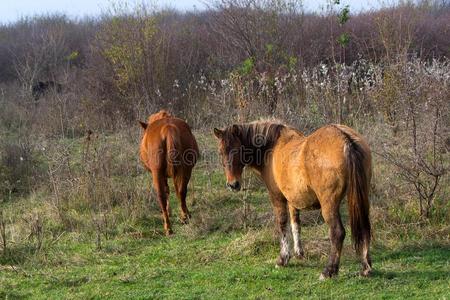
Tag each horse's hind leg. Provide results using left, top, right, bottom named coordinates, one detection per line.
left=163, top=180, right=171, bottom=217
left=174, top=169, right=192, bottom=224
left=289, top=205, right=304, bottom=259
left=271, top=194, right=290, bottom=267
left=360, top=236, right=372, bottom=276
left=320, top=203, right=345, bottom=279
left=153, top=171, right=172, bottom=236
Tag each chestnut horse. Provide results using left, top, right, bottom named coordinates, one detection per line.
left=139, top=110, right=199, bottom=235
left=214, top=121, right=372, bottom=279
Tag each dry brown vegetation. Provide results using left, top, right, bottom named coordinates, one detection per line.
left=0, top=0, right=449, bottom=268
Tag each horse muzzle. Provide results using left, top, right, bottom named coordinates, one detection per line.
left=227, top=181, right=241, bottom=192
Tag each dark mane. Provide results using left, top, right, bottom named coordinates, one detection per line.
left=224, top=121, right=286, bottom=163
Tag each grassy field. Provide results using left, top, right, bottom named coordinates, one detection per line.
left=1, top=219, right=449, bottom=298
left=1, top=228, right=449, bottom=299
left=0, top=131, right=449, bottom=299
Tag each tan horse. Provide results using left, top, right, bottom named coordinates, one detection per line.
left=214, top=121, right=372, bottom=279
left=139, top=110, right=199, bottom=235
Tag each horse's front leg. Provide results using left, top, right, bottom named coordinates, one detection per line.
left=289, top=205, right=304, bottom=259
left=271, top=194, right=290, bottom=267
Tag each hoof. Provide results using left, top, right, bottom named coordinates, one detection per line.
left=276, top=254, right=290, bottom=267
left=360, top=268, right=372, bottom=277
left=294, top=249, right=305, bottom=259
left=319, top=272, right=336, bottom=280
left=165, top=229, right=173, bottom=236
left=320, top=266, right=338, bottom=280
left=181, top=212, right=191, bottom=224
left=360, top=261, right=372, bottom=277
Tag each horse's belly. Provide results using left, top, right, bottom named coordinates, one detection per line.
left=275, top=163, right=320, bottom=210
left=283, top=187, right=320, bottom=210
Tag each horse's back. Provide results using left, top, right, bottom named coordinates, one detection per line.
left=272, top=125, right=370, bottom=209
left=157, top=118, right=198, bottom=152
left=140, top=117, right=198, bottom=173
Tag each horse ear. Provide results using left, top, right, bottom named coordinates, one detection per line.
left=139, top=121, right=148, bottom=130
left=213, top=128, right=223, bottom=139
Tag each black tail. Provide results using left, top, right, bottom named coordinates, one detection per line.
left=343, top=131, right=371, bottom=253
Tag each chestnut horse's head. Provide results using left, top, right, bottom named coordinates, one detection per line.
left=213, top=125, right=243, bottom=191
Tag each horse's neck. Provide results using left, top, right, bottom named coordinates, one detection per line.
left=240, top=141, right=272, bottom=174
left=247, top=149, right=274, bottom=186
left=249, top=127, right=304, bottom=187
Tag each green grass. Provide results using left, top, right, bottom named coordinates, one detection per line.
left=1, top=227, right=449, bottom=299
left=1, top=131, right=449, bottom=299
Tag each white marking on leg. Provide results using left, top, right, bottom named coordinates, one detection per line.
left=280, top=234, right=289, bottom=260
left=362, top=243, right=369, bottom=259
left=361, top=242, right=372, bottom=276
left=291, top=221, right=301, bottom=255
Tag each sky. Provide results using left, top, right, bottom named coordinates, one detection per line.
left=0, top=0, right=386, bottom=24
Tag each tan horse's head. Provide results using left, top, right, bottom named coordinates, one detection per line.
left=213, top=125, right=244, bottom=191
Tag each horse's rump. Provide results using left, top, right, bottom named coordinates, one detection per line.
left=140, top=115, right=198, bottom=175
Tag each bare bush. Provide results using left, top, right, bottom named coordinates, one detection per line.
left=377, top=58, right=449, bottom=219
left=9, top=16, right=71, bottom=99
left=0, top=136, right=43, bottom=197
left=23, top=212, right=45, bottom=253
